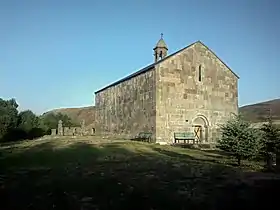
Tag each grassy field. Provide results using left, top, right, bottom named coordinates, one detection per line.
left=0, top=136, right=279, bottom=210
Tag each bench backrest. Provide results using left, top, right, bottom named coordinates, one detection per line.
left=174, top=132, right=195, bottom=138
left=138, top=132, right=152, bottom=138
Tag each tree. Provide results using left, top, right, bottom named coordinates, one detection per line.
left=260, top=114, right=280, bottom=170
left=40, top=112, right=78, bottom=134
left=0, top=98, right=19, bottom=139
left=0, top=97, right=79, bottom=142
left=18, top=110, right=40, bottom=132
left=17, top=110, right=47, bottom=140
left=217, top=114, right=261, bottom=166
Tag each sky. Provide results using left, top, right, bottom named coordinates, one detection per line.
left=0, top=0, right=279, bottom=114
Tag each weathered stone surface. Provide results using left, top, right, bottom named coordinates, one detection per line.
left=94, top=41, right=238, bottom=144
left=57, top=120, right=63, bottom=136
left=155, top=42, right=238, bottom=143
left=51, top=129, right=57, bottom=135
left=95, top=70, right=156, bottom=139
left=54, top=118, right=96, bottom=136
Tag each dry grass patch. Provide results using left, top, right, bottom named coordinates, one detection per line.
left=0, top=136, right=279, bottom=210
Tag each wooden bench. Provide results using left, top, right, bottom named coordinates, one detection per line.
left=134, top=132, right=153, bottom=143
left=174, top=132, right=195, bottom=144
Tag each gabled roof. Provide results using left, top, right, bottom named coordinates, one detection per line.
left=95, top=40, right=239, bottom=94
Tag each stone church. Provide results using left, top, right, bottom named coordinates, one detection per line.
left=94, top=35, right=239, bottom=144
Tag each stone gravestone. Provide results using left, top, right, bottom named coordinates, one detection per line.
left=58, top=120, right=63, bottom=136
left=51, top=129, right=57, bottom=136
left=81, top=119, right=85, bottom=136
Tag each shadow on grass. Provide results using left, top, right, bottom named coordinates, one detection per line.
left=152, top=147, right=230, bottom=165
left=203, top=149, right=230, bottom=156
left=0, top=140, right=279, bottom=210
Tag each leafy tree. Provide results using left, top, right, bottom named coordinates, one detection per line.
left=260, top=115, right=280, bottom=170
left=0, top=97, right=79, bottom=142
left=0, top=98, right=19, bottom=139
left=18, top=110, right=40, bottom=132
left=40, top=112, right=78, bottom=134
left=17, top=110, right=47, bottom=139
left=217, top=114, right=261, bottom=166
left=28, top=127, right=46, bottom=139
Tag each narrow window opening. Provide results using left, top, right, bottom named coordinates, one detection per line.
left=159, top=51, right=163, bottom=59
left=198, top=65, right=202, bottom=82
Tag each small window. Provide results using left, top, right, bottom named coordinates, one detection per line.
left=198, top=65, right=202, bottom=82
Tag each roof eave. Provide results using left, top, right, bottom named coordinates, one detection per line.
left=94, top=40, right=240, bottom=94
left=94, top=64, right=155, bottom=94
left=196, top=40, right=240, bottom=79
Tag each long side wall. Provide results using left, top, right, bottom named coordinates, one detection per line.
left=95, top=69, right=156, bottom=139
left=155, top=42, right=238, bottom=144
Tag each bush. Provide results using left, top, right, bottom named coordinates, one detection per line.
left=1, top=128, right=28, bottom=142
left=217, top=114, right=261, bottom=166
left=259, top=116, right=280, bottom=170
left=27, top=128, right=46, bottom=139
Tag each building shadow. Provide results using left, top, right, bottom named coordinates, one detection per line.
left=0, top=140, right=279, bottom=210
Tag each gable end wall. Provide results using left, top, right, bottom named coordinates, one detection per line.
left=155, top=42, right=238, bottom=143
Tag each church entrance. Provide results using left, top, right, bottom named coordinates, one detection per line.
left=192, top=115, right=209, bottom=143
left=194, top=125, right=202, bottom=143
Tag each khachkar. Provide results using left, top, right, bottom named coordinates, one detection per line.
left=58, top=120, right=63, bottom=136
left=81, top=119, right=86, bottom=136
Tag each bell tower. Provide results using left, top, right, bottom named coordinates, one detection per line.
left=153, top=33, right=168, bottom=62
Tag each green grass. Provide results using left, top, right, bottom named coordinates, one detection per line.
left=0, top=137, right=279, bottom=210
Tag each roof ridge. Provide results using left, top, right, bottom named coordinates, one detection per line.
left=94, top=40, right=239, bottom=94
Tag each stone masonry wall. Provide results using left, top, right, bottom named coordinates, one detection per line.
left=155, top=42, right=238, bottom=144
left=95, top=69, right=156, bottom=139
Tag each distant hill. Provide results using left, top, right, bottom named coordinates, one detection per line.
left=239, top=99, right=280, bottom=123
left=44, top=106, right=96, bottom=127
left=45, top=98, right=280, bottom=127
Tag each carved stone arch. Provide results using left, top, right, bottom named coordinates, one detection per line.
left=191, top=114, right=210, bottom=143
left=191, top=113, right=210, bottom=126
left=192, top=114, right=209, bottom=127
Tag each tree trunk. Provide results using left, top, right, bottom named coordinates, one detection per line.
left=237, top=156, right=241, bottom=166
left=266, top=152, right=275, bottom=171
left=276, top=153, right=280, bottom=172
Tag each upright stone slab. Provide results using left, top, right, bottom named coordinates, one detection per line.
left=58, top=120, right=63, bottom=136
left=51, top=129, right=57, bottom=136
left=81, top=119, right=85, bottom=136
left=63, top=127, right=71, bottom=136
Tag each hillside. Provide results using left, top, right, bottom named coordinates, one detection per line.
left=45, top=106, right=96, bottom=126
left=239, top=98, right=280, bottom=123
left=46, top=98, right=280, bottom=126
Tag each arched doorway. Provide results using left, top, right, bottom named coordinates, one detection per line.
left=192, top=115, right=209, bottom=143
left=91, top=128, right=96, bottom=135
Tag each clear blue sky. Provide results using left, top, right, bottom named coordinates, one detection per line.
left=1, top=0, right=279, bottom=114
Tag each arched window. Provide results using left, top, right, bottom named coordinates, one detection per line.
left=198, top=65, right=202, bottom=82
left=159, top=51, right=163, bottom=58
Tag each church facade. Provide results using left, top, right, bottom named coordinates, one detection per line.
left=94, top=35, right=239, bottom=144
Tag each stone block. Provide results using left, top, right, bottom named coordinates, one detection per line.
left=51, top=129, right=57, bottom=135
